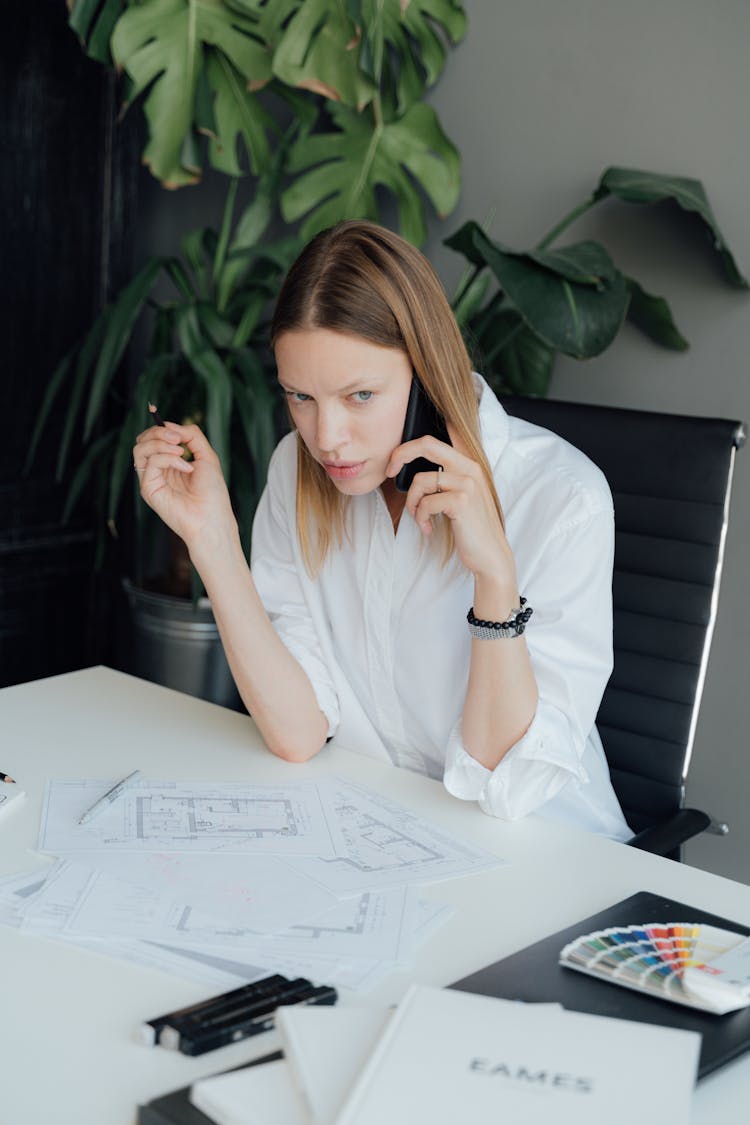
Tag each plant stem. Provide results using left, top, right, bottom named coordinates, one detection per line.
left=452, top=263, right=482, bottom=312
left=535, top=195, right=598, bottom=250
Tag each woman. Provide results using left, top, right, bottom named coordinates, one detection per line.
left=133, top=220, right=630, bottom=840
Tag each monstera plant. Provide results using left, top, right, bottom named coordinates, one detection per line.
left=23, top=2, right=469, bottom=703
left=448, top=166, right=748, bottom=398
left=32, top=0, right=467, bottom=584
left=69, top=0, right=465, bottom=245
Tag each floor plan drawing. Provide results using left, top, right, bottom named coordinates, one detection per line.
left=127, top=792, right=299, bottom=841
left=287, top=778, right=504, bottom=894
left=39, top=778, right=346, bottom=857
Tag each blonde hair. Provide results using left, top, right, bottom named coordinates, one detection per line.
left=270, top=220, right=503, bottom=574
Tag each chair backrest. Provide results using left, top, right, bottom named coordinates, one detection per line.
left=501, top=396, right=745, bottom=833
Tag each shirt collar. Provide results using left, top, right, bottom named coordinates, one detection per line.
left=473, top=371, right=510, bottom=466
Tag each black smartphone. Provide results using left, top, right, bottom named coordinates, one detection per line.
left=394, top=376, right=451, bottom=493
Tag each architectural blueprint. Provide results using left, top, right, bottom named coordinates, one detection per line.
left=16, top=772, right=501, bottom=994
left=286, top=777, right=503, bottom=894
left=39, top=778, right=345, bottom=857
left=60, top=854, right=338, bottom=940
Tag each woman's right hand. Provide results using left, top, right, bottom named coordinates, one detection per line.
left=132, top=421, right=237, bottom=551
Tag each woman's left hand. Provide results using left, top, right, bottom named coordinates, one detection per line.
left=385, top=429, right=517, bottom=590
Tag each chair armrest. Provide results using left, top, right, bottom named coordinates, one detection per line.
left=626, top=808, right=711, bottom=856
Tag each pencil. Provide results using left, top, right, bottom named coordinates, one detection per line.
left=78, top=769, right=143, bottom=825
left=0, top=772, right=15, bottom=784
left=149, top=401, right=194, bottom=462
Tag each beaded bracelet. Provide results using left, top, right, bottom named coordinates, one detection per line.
left=466, top=597, right=533, bottom=640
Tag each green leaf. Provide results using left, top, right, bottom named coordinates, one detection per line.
left=254, top=0, right=302, bottom=45
left=83, top=257, right=164, bottom=440
left=594, top=167, right=749, bottom=289
left=69, top=0, right=125, bottom=64
left=625, top=277, right=689, bottom=351
left=359, top=0, right=467, bottom=110
left=445, top=222, right=629, bottom=358
left=181, top=227, right=217, bottom=298
left=196, top=303, right=236, bottom=349
left=494, top=328, right=556, bottom=397
left=216, top=146, right=288, bottom=309
left=107, top=356, right=173, bottom=528
left=231, top=290, right=270, bottom=347
left=175, top=305, right=233, bottom=479
left=204, top=49, right=274, bottom=177
left=272, top=0, right=375, bottom=108
left=24, top=351, right=73, bottom=475
left=451, top=270, right=491, bottom=330
left=111, top=0, right=272, bottom=187
left=471, top=299, right=525, bottom=367
left=231, top=351, right=277, bottom=485
left=528, top=241, right=617, bottom=287
left=164, top=256, right=195, bottom=300
left=282, top=101, right=460, bottom=245
left=61, top=430, right=116, bottom=524
left=213, top=177, right=239, bottom=284
left=56, top=312, right=111, bottom=481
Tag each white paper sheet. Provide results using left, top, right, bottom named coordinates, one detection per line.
left=12, top=773, right=487, bottom=994
left=39, top=778, right=345, bottom=857
left=286, top=777, right=504, bottom=893
left=1, top=863, right=268, bottom=989
left=58, top=854, right=338, bottom=940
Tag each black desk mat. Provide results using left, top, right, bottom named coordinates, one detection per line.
left=450, top=891, right=750, bottom=1079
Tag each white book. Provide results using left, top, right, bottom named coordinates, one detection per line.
left=276, top=1005, right=390, bottom=1124
left=0, top=784, right=26, bottom=821
left=188, top=1009, right=390, bottom=1125
left=190, top=1058, right=309, bottom=1125
left=333, top=984, right=701, bottom=1125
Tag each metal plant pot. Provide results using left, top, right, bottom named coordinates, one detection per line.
left=120, top=578, right=244, bottom=712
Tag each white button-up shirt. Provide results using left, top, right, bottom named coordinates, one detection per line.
left=251, top=375, right=631, bottom=841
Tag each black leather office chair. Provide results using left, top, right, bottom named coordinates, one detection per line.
left=501, top=396, right=745, bottom=859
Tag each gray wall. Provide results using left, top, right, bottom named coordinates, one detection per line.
left=424, top=0, right=750, bottom=883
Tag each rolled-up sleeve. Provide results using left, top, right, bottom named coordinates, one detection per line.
left=250, top=446, right=340, bottom=738
left=443, top=506, right=614, bottom=819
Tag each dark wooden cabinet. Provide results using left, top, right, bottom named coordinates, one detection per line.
left=0, top=3, right=139, bottom=686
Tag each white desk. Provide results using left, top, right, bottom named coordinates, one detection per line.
left=2, top=667, right=748, bottom=1124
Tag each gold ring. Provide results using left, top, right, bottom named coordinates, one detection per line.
left=436, top=466, right=443, bottom=494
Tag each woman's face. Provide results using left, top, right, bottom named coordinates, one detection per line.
left=275, top=328, right=413, bottom=496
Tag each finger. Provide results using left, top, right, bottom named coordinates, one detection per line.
left=133, top=437, right=188, bottom=472
left=386, top=434, right=474, bottom=479
left=411, top=489, right=450, bottom=535
left=404, top=467, right=447, bottom=514
left=164, top=422, right=223, bottom=466
left=134, top=426, right=183, bottom=451
left=138, top=452, right=194, bottom=479
left=134, top=442, right=194, bottom=473
left=134, top=431, right=184, bottom=458
left=404, top=470, right=452, bottom=533
left=384, top=435, right=449, bottom=478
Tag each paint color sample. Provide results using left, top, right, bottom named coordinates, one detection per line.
left=559, top=922, right=749, bottom=1013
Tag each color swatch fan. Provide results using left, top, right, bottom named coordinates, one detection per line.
left=559, top=922, right=750, bottom=1014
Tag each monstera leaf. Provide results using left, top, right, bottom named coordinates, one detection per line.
left=111, top=0, right=272, bottom=186
left=354, top=0, right=467, bottom=111
left=624, top=278, right=689, bottom=351
left=594, top=168, right=749, bottom=289
left=447, top=222, right=629, bottom=357
left=271, top=0, right=375, bottom=107
left=68, top=0, right=126, bottom=63
left=203, top=51, right=275, bottom=177
left=282, top=101, right=460, bottom=245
